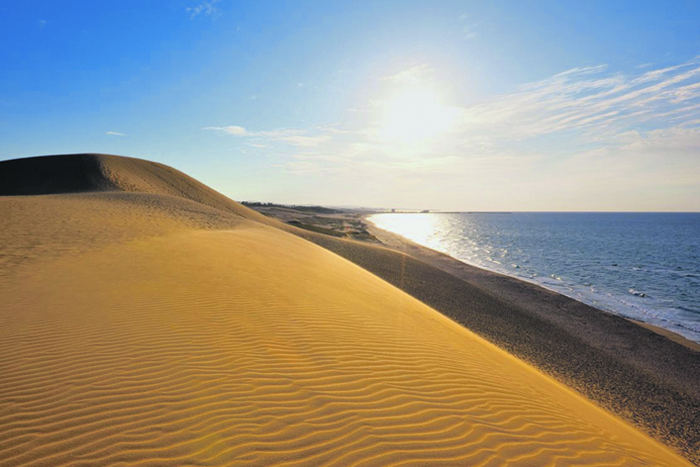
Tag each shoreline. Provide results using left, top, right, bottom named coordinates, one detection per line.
left=312, top=214, right=700, bottom=461
left=363, top=216, right=700, bottom=353
left=631, top=319, right=700, bottom=352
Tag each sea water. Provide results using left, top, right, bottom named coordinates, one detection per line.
left=368, top=212, right=700, bottom=344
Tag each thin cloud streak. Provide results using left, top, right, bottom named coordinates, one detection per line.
left=382, top=64, right=434, bottom=84
left=460, top=58, right=700, bottom=140
left=204, top=125, right=334, bottom=147
left=186, top=0, right=220, bottom=19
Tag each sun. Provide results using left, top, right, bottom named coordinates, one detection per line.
left=379, top=85, right=459, bottom=146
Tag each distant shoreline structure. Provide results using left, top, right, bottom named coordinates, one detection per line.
left=380, top=210, right=513, bottom=214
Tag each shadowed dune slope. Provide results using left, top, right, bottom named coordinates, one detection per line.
left=0, top=154, right=110, bottom=196
left=0, top=154, right=694, bottom=466
left=0, top=153, right=271, bottom=225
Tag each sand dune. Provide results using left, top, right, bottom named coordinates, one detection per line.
left=0, top=155, right=692, bottom=466
left=0, top=153, right=271, bottom=224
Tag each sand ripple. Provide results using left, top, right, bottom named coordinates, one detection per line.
left=0, top=221, right=690, bottom=466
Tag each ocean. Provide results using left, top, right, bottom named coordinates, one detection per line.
left=367, top=212, right=700, bottom=344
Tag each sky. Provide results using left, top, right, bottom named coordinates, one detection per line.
left=1, top=0, right=700, bottom=211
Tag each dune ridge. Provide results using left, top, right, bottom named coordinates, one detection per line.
left=0, top=153, right=271, bottom=224
left=0, top=154, right=693, bottom=466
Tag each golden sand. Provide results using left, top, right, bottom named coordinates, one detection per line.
left=0, top=194, right=690, bottom=466
left=0, top=155, right=692, bottom=466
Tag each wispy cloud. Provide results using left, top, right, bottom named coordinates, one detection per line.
left=459, top=58, right=700, bottom=140
left=207, top=125, right=246, bottom=136
left=186, top=0, right=220, bottom=19
left=38, top=19, right=47, bottom=30
left=204, top=59, right=700, bottom=209
left=458, top=14, right=479, bottom=40
left=204, top=125, right=334, bottom=147
left=106, top=131, right=126, bottom=137
left=382, top=64, right=434, bottom=84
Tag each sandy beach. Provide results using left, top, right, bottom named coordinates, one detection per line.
left=0, top=154, right=697, bottom=466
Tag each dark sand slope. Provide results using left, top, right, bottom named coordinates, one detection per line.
left=0, top=154, right=697, bottom=466
left=0, top=153, right=272, bottom=225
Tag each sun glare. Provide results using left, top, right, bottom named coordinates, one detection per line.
left=379, top=85, right=459, bottom=146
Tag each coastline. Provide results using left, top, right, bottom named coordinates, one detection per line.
left=292, top=214, right=700, bottom=463
left=236, top=203, right=700, bottom=463
left=631, top=319, right=700, bottom=352
left=364, top=216, right=700, bottom=353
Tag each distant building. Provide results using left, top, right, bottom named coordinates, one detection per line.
left=391, top=208, right=396, bottom=213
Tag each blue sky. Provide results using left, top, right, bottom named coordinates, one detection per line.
left=1, top=1, right=700, bottom=210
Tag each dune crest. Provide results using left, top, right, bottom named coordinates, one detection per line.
left=0, top=155, right=692, bottom=466
left=0, top=153, right=270, bottom=224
